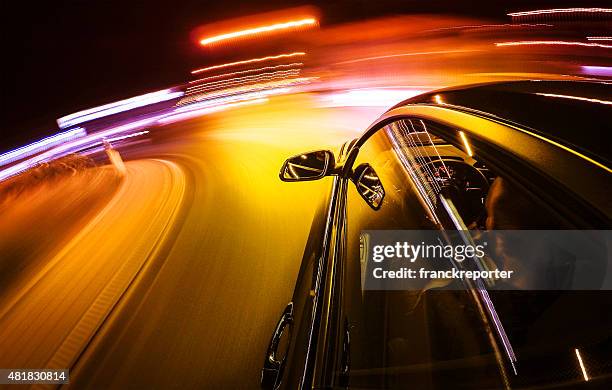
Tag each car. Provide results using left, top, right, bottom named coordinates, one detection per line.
left=261, top=80, right=612, bottom=389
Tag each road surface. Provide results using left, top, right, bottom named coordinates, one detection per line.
left=0, top=94, right=381, bottom=388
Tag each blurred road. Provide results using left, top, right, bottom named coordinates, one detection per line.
left=0, top=94, right=381, bottom=388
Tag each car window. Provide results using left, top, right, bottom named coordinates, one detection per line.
left=335, top=117, right=612, bottom=389
left=337, top=119, right=506, bottom=389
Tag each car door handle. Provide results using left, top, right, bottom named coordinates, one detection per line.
left=338, top=317, right=351, bottom=387
left=261, top=302, right=294, bottom=389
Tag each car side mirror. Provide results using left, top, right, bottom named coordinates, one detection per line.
left=352, top=163, right=385, bottom=210
left=279, top=150, right=335, bottom=182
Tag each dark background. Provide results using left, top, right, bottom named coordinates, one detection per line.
left=1, top=0, right=608, bottom=151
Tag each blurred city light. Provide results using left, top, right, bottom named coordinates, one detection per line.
left=0, top=127, right=86, bottom=167
left=57, top=89, right=183, bottom=129
left=0, top=118, right=161, bottom=182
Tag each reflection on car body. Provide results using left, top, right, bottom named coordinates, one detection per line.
left=264, top=80, right=612, bottom=389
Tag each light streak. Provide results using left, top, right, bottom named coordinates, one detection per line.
left=424, top=23, right=553, bottom=32
left=191, top=52, right=306, bottom=74
left=199, top=18, right=317, bottom=45
left=0, top=117, right=161, bottom=182
left=180, top=77, right=312, bottom=106
left=535, top=92, right=612, bottom=106
left=335, top=49, right=479, bottom=65
left=581, top=65, right=612, bottom=77
left=587, top=36, right=612, bottom=41
left=508, top=8, right=612, bottom=17
left=495, top=40, right=612, bottom=49
left=158, top=99, right=268, bottom=125
left=575, top=348, right=589, bottom=381
left=434, top=94, right=444, bottom=104
left=104, top=130, right=150, bottom=143
left=188, top=63, right=303, bottom=84
left=186, top=69, right=301, bottom=95
left=57, top=89, right=183, bottom=129
left=318, top=88, right=429, bottom=107
left=175, top=88, right=292, bottom=114
left=0, top=127, right=86, bottom=166
left=459, top=131, right=473, bottom=156
left=185, top=73, right=301, bottom=100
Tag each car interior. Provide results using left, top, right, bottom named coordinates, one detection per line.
left=338, top=118, right=611, bottom=389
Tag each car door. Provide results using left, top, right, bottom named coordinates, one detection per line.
left=323, top=117, right=512, bottom=389
left=263, top=142, right=356, bottom=390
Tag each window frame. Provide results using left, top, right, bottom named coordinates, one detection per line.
left=350, top=106, right=609, bottom=228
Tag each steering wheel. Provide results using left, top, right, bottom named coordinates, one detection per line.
left=424, top=159, right=490, bottom=226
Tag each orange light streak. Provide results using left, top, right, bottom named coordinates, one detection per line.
left=187, top=70, right=301, bottom=95
left=495, top=40, right=612, bottom=49
left=188, top=69, right=300, bottom=90
left=188, top=63, right=303, bottom=84
left=191, top=52, right=306, bottom=75
left=200, top=18, right=317, bottom=45
left=424, top=23, right=553, bottom=32
left=335, top=49, right=480, bottom=65
left=180, top=77, right=313, bottom=106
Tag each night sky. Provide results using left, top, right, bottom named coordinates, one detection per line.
left=1, top=0, right=608, bottom=151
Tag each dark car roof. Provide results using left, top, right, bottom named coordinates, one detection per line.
left=394, top=80, right=611, bottom=167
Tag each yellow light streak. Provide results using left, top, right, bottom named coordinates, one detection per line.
left=459, top=131, right=473, bottom=156
left=575, top=348, right=589, bottom=381
left=200, top=18, right=317, bottom=45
